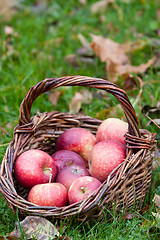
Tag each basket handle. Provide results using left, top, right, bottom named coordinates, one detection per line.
left=18, top=76, right=140, bottom=137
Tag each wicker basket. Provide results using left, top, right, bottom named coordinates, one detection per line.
left=0, top=76, right=156, bottom=221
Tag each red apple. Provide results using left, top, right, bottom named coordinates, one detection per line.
left=68, top=176, right=101, bottom=204
left=28, top=183, right=68, bottom=207
left=14, top=149, right=57, bottom=189
left=55, top=128, right=96, bottom=163
left=56, top=165, right=90, bottom=190
left=89, top=140, right=126, bottom=182
left=96, top=118, right=128, bottom=145
left=51, top=150, right=86, bottom=173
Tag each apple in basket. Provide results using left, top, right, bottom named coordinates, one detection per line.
left=28, top=183, right=68, bottom=207
left=55, top=128, right=96, bottom=164
left=51, top=150, right=86, bottom=173
left=68, top=176, right=101, bottom=204
left=14, top=149, right=57, bottom=189
left=96, top=118, right=128, bottom=145
left=56, top=164, right=90, bottom=190
left=89, top=140, right=126, bottom=182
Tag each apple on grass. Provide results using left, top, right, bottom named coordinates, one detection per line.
left=51, top=150, right=86, bottom=173
left=14, top=149, right=57, bottom=189
left=28, top=183, right=68, bottom=207
left=56, top=164, right=90, bottom=190
left=89, top=140, right=126, bottom=182
left=96, top=118, right=128, bottom=145
left=55, top=128, right=96, bottom=164
left=68, top=176, right=101, bottom=204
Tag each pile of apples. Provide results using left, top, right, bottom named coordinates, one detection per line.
left=14, top=118, right=128, bottom=207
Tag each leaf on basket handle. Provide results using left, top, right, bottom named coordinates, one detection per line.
left=6, top=216, right=60, bottom=240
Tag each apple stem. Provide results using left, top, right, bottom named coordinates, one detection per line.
left=80, top=187, right=85, bottom=193
left=43, top=167, right=53, bottom=183
left=49, top=173, right=52, bottom=183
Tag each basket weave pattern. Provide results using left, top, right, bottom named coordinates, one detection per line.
left=0, top=76, right=156, bottom=220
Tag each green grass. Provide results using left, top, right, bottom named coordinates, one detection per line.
left=0, top=0, right=160, bottom=238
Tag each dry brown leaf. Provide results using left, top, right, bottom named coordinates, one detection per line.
left=56, top=236, right=71, bottom=240
left=153, top=194, right=160, bottom=211
left=79, top=0, right=86, bottom=5
left=90, top=35, right=155, bottom=81
left=122, top=213, right=134, bottom=220
left=91, top=35, right=129, bottom=65
left=0, top=0, right=18, bottom=21
left=69, top=92, right=84, bottom=113
left=8, top=216, right=60, bottom=239
left=113, top=57, right=155, bottom=77
left=91, top=0, right=114, bottom=13
left=123, top=74, right=137, bottom=91
left=49, top=90, right=61, bottom=106
left=153, top=147, right=160, bottom=170
left=69, top=90, right=93, bottom=114
left=4, top=26, right=14, bottom=35
left=0, top=237, right=19, bottom=240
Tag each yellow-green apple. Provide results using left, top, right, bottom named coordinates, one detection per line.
left=51, top=150, right=86, bottom=173
left=56, top=164, right=90, bottom=190
left=28, top=183, right=68, bottom=207
left=55, top=128, right=96, bottom=163
left=89, top=140, right=126, bottom=182
left=96, top=118, right=128, bottom=145
left=68, top=176, right=101, bottom=204
left=14, top=149, right=57, bottom=189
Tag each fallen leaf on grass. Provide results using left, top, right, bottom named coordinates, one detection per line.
left=69, top=90, right=93, bottom=114
left=122, top=213, right=134, bottom=220
left=112, top=57, right=155, bottom=79
left=7, top=216, right=60, bottom=240
left=0, top=237, right=19, bottom=240
left=0, top=0, right=17, bottom=21
left=91, top=35, right=129, bottom=65
left=91, top=0, right=114, bottom=13
left=49, top=90, right=62, bottom=106
left=153, top=194, right=160, bottom=212
left=153, top=148, right=160, bottom=170
left=57, top=236, right=71, bottom=240
left=4, top=25, right=14, bottom=35
left=122, top=74, right=137, bottom=91
left=90, top=35, right=155, bottom=81
left=79, top=0, right=86, bottom=5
